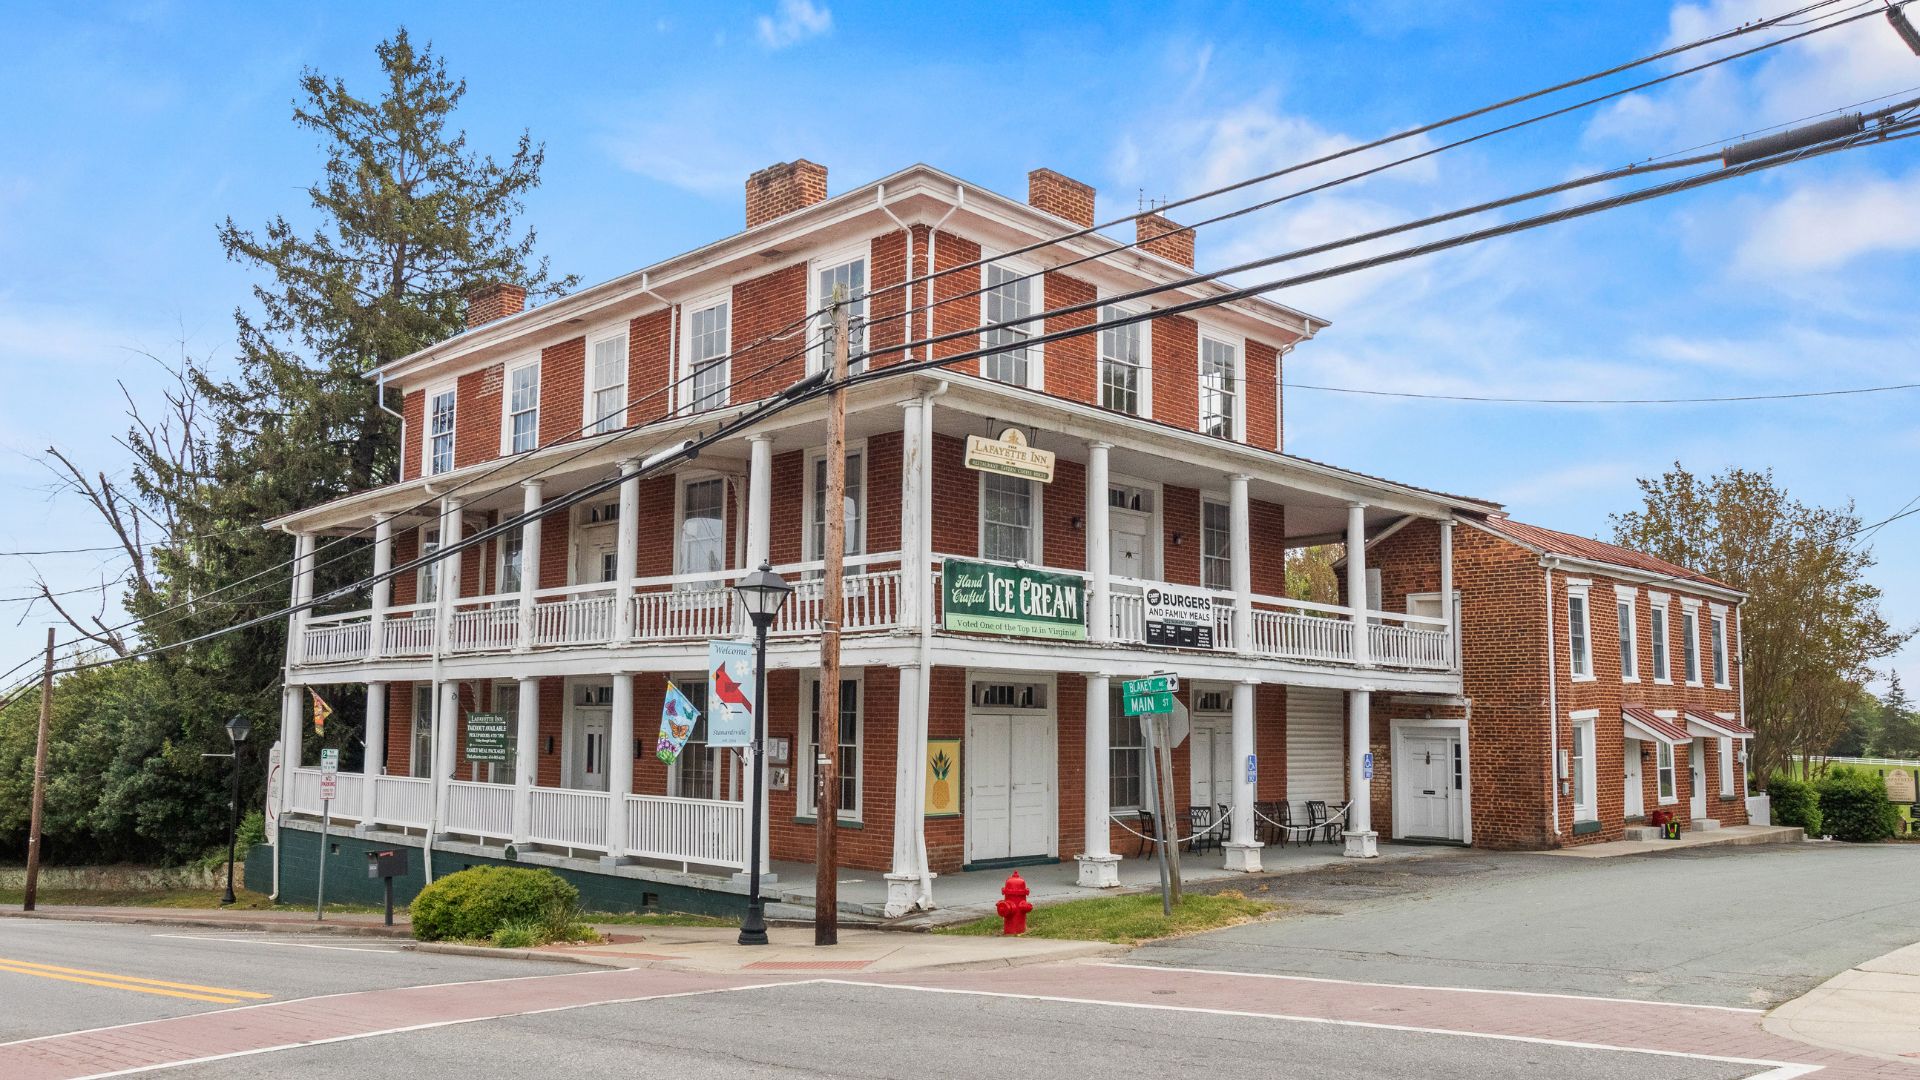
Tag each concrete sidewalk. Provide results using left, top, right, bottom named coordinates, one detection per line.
left=1766, top=938, right=1920, bottom=1063
left=506, top=924, right=1127, bottom=973
left=0, top=905, right=413, bottom=936
left=1531, top=823, right=1803, bottom=858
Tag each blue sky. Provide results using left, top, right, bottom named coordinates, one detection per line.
left=3, top=0, right=1919, bottom=687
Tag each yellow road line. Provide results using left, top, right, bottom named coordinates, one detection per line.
left=0, top=957, right=270, bottom=1004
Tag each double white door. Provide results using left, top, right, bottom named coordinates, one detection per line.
left=1397, top=730, right=1464, bottom=841
left=966, top=711, right=1055, bottom=863
left=1189, top=721, right=1235, bottom=812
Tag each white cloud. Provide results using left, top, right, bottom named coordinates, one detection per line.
left=756, top=0, right=832, bottom=49
left=1732, top=169, right=1920, bottom=275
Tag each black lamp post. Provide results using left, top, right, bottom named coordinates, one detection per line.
left=732, top=561, right=792, bottom=946
left=221, top=713, right=252, bottom=905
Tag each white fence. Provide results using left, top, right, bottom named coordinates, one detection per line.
left=529, top=787, right=610, bottom=851
left=373, top=775, right=432, bottom=828
left=444, top=780, right=514, bottom=840
left=624, top=794, right=748, bottom=870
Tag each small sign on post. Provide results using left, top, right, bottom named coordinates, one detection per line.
left=318, top=748, right=339, bottom=802
left=1121, top=673, right=1178, bottom=717
left=1363, top=751, right=1374, bottom=781
left=464, top=713, right=510, bottom=764
left=316, top=748, right=339, bottom=922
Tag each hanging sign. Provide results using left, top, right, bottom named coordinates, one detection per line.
left=942, top=559, right=1086, bottom=641
left=1144, top=585, right=1216, bottom=649
left=706, top=640, right=757, bottom=748
left=656, top=681, right=701, bottom=765
left=465, top=713, right=510, bottom=764
left=964, top=428, right=1055, bottom=483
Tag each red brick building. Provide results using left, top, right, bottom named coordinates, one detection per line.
left=1359, top=515, right=1751, bottom=849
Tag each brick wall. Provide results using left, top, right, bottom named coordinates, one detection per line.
left=539, top=337, right=585, bottom=445
left=866, top=228, right=913, bottom=370
left=731, top=262, right=809, bottom=403
left=745, top=160, right=827, bottom=229
left=1137, top=212, right=1195, bottom=267
left=929, top=434, right=979, bottom=557
left=1250, top=500, right=1287, bottom=595
left=1028, top=169, right=1096, bottom=228
left=1155, top=316, right=1199, bottom=430
left=455, top=365, right=503, bottom=468
left=400, top=389, right=424, bottom=480
left=929, top=230, right=982, bottom=378
left=1043, top=270, right=1098, bottom=403
left=628, top=308, right=674, bottom=427
left=1246, top=339, right=1280, bottom=450
left=1161, top=485, right=1201, bottom=586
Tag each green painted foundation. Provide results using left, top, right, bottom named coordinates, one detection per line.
left=245, top=827, right=747, bottom=918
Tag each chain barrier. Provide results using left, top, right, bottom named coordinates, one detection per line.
left=1105, top=812, right=1231, bottom=846
left=1253, top=802, right=1350, bottom=839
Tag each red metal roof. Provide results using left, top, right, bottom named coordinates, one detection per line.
left=1622, top=707, right=1690, bottom=746
left=1685, top=710, right=1754, bottom=739
left=1478, top=517, right=1736, bottom=592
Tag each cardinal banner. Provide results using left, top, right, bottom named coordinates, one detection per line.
left=705, top=639, right=756, bottom=748
left=656, top=681, right=700, bottom=766
left=310, top=690, right=334, bottom=734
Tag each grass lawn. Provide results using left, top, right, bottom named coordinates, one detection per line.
left=935, top=890, right=1277, bottom=945
left=0, top=887, right=380, bottom=913
left=585, top=910, right=737, bottom=928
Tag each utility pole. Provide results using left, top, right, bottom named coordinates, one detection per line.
left=23, top=628, right=54, bottom=912
left=815, top=290, right=849, bottom=946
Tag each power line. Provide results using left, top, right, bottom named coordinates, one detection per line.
left=1281, top=381, right=1920, bottom=405
left=0, top=545, right=124, bottom=557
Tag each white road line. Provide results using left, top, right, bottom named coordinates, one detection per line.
left=1099, top=962, right=1770, bottom=1014
left=58, top=979, right=809, bottom=1080
left=149, top=934, right=400, bottom=954
left=824, top=980, right=1815, bottom=1076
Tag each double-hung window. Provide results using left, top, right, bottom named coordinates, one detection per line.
left=686, top=300, right=730, bottom=413
left=427, top=387, right=456, bottom=475
left=982, top=263, right=1035, bottom=386
left=1199, top=336, right=1239, bottom=439
left=1656, top=740, right=1677, bottom=803
left=1649, top=600, right=1670, bottom=682
left=498, top=528, right=524, bottom=599
left=1616, top=589, right=1638, bottom=681
left=981, top=473, right=1036, bottom=563
left=804, top=677, right=861, bottom=819
left=1099, top=304, right=1144, bottom=415
left=1682, top=605, right=1702, bottom=684
left=1109, top=691, right=1145, bottom=809
left=1710, top=609, right=1729, bottom=687
left=815, top=257, right=867, bottom=374
left=1201, top=500, right=1232, bottom=591
left=416, top=526, right=442, bottom=607
left=806, top=449, right=865, bottom=566
left=1566, top=586, right=1593, bottom=679
left=672, top=678, right=713, bottom=798
left=506, top=361, right=540, bottom=453
left=1571, top=713, right=1596, bottom=822
left=588, top=334, right=626, bottom=434
left=677, top=477, right=727, bottom=579
left=411, top=684, right=435, bottom=779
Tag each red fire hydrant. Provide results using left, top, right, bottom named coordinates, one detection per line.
left=996, top=870, right=1033, bottom=936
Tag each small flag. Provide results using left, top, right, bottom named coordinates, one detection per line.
left=310, top=690, right=334, bottom=734
left=656, top=681, right=700, bottom=765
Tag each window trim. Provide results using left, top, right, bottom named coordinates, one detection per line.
left=1197, top=326, right=1246, bottom=441
left=1656, top=739, right=1678, bottom=805
left=423, top=380, right=458, bottom=477
left=798, top=670, right=864, bottom=822
left=500, top=356, right=542, bottom=455
left=411, top=684, right=435, bottom=780
left=679, top=291, right=733, bottom=414
left=494, top=522, right=526, bottom=601
left=1615, top=585, right=1639, bottom=683
left=977, top=252, right=1045, bottom=390
left=1097, top=297, right=1153, bottom=418
left=415, top=523, right=443, bottom=608
left=978, top=470, right=1043, bottom=564
left=1649, top=595, right=1671, bottom=684
left=1681, top=600, right=1703, bottom=686
left=583, top=327, right=630, bottom=434
left=1107, top=686, right=1147, bottom=811
left=1569, top=710, right=1597, bottom=823
left=807, top=241, right=871, bottom=375
left=662, top=671, right=716, bottom=799
left=1709, top=605, right=1731, bottom=688
left=802, top=441, right=869, bottom=563
left=673, top=471, right=731, bottom=579
left=1566, top=583, right=1594, bottom=682
left=1199, top=495, right=1234, bottom=593
left=1718, top=735, right=1734, bottom=798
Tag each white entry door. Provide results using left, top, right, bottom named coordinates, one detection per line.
left=1109, top=513, right=1149, bottom=580
left=1189, top=721, right=1234, bottom=812
left=569, top=707, right=610, bottom=791
left=1689, top=738, right=1708, bottom=820
left=1397, top=730, right=1461, bottom=840
left=1623, top=739, right=1645, bottom=818
left=966, top=711, right=1055, bottom=863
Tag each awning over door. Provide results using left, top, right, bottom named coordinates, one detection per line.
left=1621, top=706, right=1688, bottom=748
left=1684, top=710, right=1754, bottom=740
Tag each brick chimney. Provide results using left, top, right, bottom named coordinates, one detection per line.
left=1136, top=212, right=1195, bottom=268
left=745, top=159, right=828, bottom=229
left=465, top=281, right=527, bottom=329
left=1027, top=169, right=1096, bottom=228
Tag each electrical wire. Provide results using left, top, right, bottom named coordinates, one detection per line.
left=1280, top=381, right=1920, bottom=405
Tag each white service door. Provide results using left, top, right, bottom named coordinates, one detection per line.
left=1398, top=732, right=1458, bottom=840
left=1189, top=722, right=1234, bottom=811
left=1109, top=516, right=1149, bottom=580
left=966, top=712, right=1054, bottom=863
left=1623, top=739, right=1645, bottom=818
left=570, top=707, right=610, bottom=791
left=1689, top=738, right=1708, bottom=820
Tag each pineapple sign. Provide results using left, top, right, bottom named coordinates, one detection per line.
left=925, top=738, right=962, bottom=817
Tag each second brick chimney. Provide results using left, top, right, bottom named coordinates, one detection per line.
left=1136, top=212, right=1195, bottom=268
left=745, top=159, right=829, bottom=229
left=465, top=281, right=527, bottom=329
left=1027, top=168, right=1096, bottom=229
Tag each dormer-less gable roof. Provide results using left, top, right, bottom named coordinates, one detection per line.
left=1475, top=516, right=1741, bottom=597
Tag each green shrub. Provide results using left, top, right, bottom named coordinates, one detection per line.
left=1815, top=766, right=1899, bottom=843
left=488, top=921, right=541, bottom=949
left=192, top=810, right=268, bottom=874
left=410, top=866, right=580, bottom=943
left=1768, top=774, right=1822, bottom=837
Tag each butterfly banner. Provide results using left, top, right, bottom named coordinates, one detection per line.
left=656, top=681, right=700, bottom=765
left=706, top=639, right=756, bottom=748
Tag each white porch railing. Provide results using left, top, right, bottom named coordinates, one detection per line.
left=299, top=614, right=371, bottom=665
left=1251, top=595, right=1355, bottom=663
left=632, top=578, right=738, bottom=641
left=1368, top=613, right=1453, bottom=671
left=381, top=604, right=436, bottom=658
left=444, top=779, right=514, bottom=840
left=530, top=590, right=616, bottom=648
left=448, top=602, right=521, bottom=654
left=373, top=775, right=432, bottom=829
left=774, top=562, right=902, bottom=636
left=624, top=794, right=748, bottom=870
left=529, top=787, right=610, bottom=851
left=287, top=767, right=323, bottom=815
left=286, top=767, right=364, bottom=818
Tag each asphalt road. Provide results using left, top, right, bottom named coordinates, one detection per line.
left=163, top=981, right=1752, bottom=1080
left=0, top=918, right=539, bottom=1041
left=1149, top=841, right=1920, bottom=1007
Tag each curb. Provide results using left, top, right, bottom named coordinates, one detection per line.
left=409, top=942, right=626, bottom=968
left=0, top=909, right=413, bottom=938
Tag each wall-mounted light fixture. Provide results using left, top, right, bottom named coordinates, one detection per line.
left=1170, top=532, right=1184, bottom=547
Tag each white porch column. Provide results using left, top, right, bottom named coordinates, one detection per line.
left=1224, top=679, right=1263, bottom=870
left=359, top=682, right=386, bottom=833
left=436, top=499, right=464, bottom=653
left=1344, top=688, right=1379, bottom=857
left=1086, top=442, right=1112, bottom=644
left=433, top=680, right=460, bottom=835
left=277, top=683, right=302, bottom=816
left=896, top=406, right=923, bottom=631
left=1438, top=518, right=1456, bottom=671
left=290, top=532, right=316, bottom=664
left=746, top=435, right=773, bottom=569
left=1346, top=502, right=1371, bottom=668
left=368, top=516, right=393, bottom=661
left=885, top=663, right=930, bottom=914
left=613, top=460, right=640, bottom=642
left=511, top=676, right=540, bottom=848
left=1229, top=475, right=1253, bottom=652
left=1077, top=674, right=1121, bottom=886
left=603, top=672, right=635, bottom=864
left=517, top=481, right=542, bottom=650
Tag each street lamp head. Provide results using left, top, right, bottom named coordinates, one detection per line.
left=226, top=713, right=252, bottom=745
left=733, top=561, right=793, bottom=629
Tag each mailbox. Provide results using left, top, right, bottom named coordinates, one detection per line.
left=366, top=848, right=408, bottom=880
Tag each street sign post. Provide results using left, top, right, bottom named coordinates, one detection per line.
left=1123, top=675, right=1184, bottom=913
left=316, top=748, right=339, bottom=921
left=1120, top=674, right=1178, bottom=717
